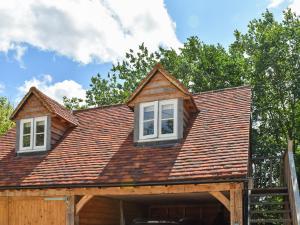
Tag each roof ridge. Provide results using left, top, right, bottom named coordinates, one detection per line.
left=192, top=85, right=251, bottom=96
left=73, top=103, right=126, bottom=113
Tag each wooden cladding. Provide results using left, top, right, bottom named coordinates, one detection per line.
left=14, top=94, right=50, bottom=120
left=128, top=72, right=188, bottom=106
left=78, top=197, right=147, bottom=225
left=0, top=197, right=8, bottom=225
left=127, top=71, right=197, bottom=113
left=51, top=116, right=69, bottom=147
left=78, top=197, right=120, bottom=225
left=0, top=196, right=67, bottom=225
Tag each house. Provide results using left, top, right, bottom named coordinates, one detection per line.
left=0, top=64, right=298, bottom=225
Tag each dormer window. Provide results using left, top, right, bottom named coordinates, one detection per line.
left=127, top=64, right=198, bottom=144
left=19, top=116, right=47, bottom=152
left=10, top=86, right=78, bottom=155
left=139, top=99, right=178, bottom=141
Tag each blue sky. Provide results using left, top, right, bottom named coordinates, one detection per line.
left=0, top=0, right=298, bottom=105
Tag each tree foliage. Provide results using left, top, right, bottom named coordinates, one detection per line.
left=0, top=97, right=14, bottom=136
left=231, top=9, right=300, bottom=155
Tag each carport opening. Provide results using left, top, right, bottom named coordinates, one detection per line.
left=78, top=192, right=230, bottom=225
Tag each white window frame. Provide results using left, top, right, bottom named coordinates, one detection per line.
left=33, top=116, right=47, bottom=150
left=138, top=99, right=178, bottom=141
left=19, top=116, right=47, bottom=152
left=158, top=99, right=178, bottom=139
left=139, top=101, right=158, bottom=140
left=20, top=118, right=34, bottom=151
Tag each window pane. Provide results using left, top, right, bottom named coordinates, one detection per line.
left=143, top=120, right=154, bottom=136
left=144, top=105, right=154, bottom=120
left=23, top=135, right=31, bottom=148
left=36, top=120, right=45, bottom=133
left=161, top=119, right=174, bottom=134
left=36, top=134, right=45, bottom=146
left=162, top=104, right=174, bottom=119
left=23, top=122, right=31, bottom=135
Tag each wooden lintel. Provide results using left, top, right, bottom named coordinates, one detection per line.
left=209, top=191, right=230, bottom=211
left=75, top=195, right=94, bottom=215
left=0, top=182, right=243, bottom=197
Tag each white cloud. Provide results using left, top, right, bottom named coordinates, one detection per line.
left=290, top=0, right=300, bottom=13
left=268, top=0, right=300, bottom=14
left=8, top=43, right=27, bottom=68
left=0, top=83, right=5, bottom=93
left=18, top=75, right=86, bottom=104
left=268, top=0, right=285, bottom=8
left=0, top=0, right=181, bottom=64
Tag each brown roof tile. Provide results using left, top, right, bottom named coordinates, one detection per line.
left=0, top=86, right=251, bottom=188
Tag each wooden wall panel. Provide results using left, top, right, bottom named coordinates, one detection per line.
left=15, top=94, right=50, bottom=119
left=51, top=116, right=69, bottom=147
left=0, top=197, right=8, bottom=225
left=7, top=196, right=66, bottom=225
left=79, top=198, right=147, bottom=225
left=130, top=72, right=187, bottom=105
left=79, top=197, right=120, bottom=225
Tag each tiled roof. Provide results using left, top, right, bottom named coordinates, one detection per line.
left=10, top=87, right=78, bottom=126
left=0, top=86, right=251, bottom=188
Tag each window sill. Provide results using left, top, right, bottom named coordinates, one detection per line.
left=17, top=148, right=48, bottom=156
left=137, top=136, right=178, bottom=143
left=135, top=136, right=181, bottom=147
left=135, top=138, right=181, bottom=147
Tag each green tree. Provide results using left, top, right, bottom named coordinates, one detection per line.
left=160, top=36, right=245, bottom=92
left=63, top=96, right=87, bottom=110
left=231, top=9, right=300, bottom=156
left=0, top=97, right=14, bottom=136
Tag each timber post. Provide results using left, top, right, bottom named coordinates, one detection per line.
left=230, top=189, right=243, bottom=225
left=66, top=195, right=75, bottom=225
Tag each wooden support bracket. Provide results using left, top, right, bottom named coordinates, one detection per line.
left=75, top=195, right=94, bottom=215
left=209, top=191, right=230, bottom=211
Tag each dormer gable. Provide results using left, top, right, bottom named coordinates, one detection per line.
left=127, top=64, right=198, bottom=143
left=10, top=87, right=78, bottom=154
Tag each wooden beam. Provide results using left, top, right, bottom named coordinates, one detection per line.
left=230, top=189, right=243, bottom=225
left=0, top=182, right=243, bottom=197
left=120, top=200, right=125, bottom=225
left=76, top=195, right=93, bottom=215
left=209, top=191, right=230, bottom=211
left=66, top=196, right=75, bottom=225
